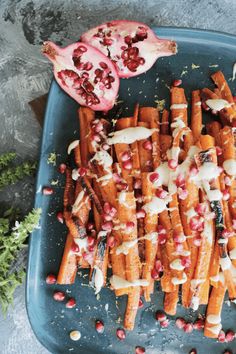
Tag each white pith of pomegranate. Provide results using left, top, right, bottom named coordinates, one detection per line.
left=81, top=20, right=177, bottom=78
left=42, top=41, right=119, bottom=111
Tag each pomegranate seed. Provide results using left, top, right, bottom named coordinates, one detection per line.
left=190, top=216, right=204, bottom=231
left=58, top=163, right=67, bottom=174
left=178, top=188, right=188, bottom=200
left=189, top=349, right=197, bottom=354
left=181, top=257, right=191, bottom=268
left=151, top=268, right=160, bottom=280
left=156, top=188, right=168, bottom=199
left=168, top=159, right=178, bottom=170
left=175, top=317, right=186, bottom=329
left=116, top=328, right=126, bottom=340
left=195, top=203, right=207, bottom=216
left=223, top=350, right=233, bottom=354
left=155, top=310, right=167, bottom=322
left=103, top=202, right=112, bottom=214
left=142, top=140, right=152, bottom=150
left=87, top=236, right=95, bottom=247
left=122, top=160, right=132, bottom=170
left=193, top=318, right=205, bottom=330
left=134, top=179, right=142, bottom=189
left=157, top=225, right=167, bottom=234
left=110, top=207, right=117, bottom=217
left=175, top=173, right=185, bottom=188
left=117, top=182, right=128, bottom=191
left=78, top=167, right=87, bottom=176
left=107, top=236, right=115, bottom=248
left=138, top=298, right=144, bottom=308
left=126, top=221, right=135, bottom=232
left=215, top=146, right=223, bottom=156
left=222, top=229, right=234, bottom=238
left=99, top=61, right=108, bottom=69
left=222, top=189, right=230, bottom=201
left=184, top=323, right=193, bottom=333
left=225, top=329, right=235, bottom=342
left=202, top=101, right=210, bottom=111
left=102, top=143, right=110, bottom=151
left=53, top=291, right=65, bottom=302
left=87, top=222, right=95, bottom=231
left=92, top=121, right=103, bottom=133
left=136, top=209, right=146, bottom=219
left=158, top=233, right=167, bottom=245
left=46, top=274, right=57, bottom=284
left=135, top=346, right=146, bottom=354
left=113, top=173, right=122, bottom=183
left=218, top=330, right=226, bottom=342
left=173, top=232, right=186, bottom=243
left=173, top=79, right=182, bottom=87
left=66, top=298, right=76, bottom=308
left=224, top=175, right=232, bottom=186
left=91, top=134, right=101, bottom=142
left=121, top=151, right=131, bottom=162
left=160, top=319, right=169, bottom=328
left=77, top=45, right=87, bottom=53
left=71, top=242, right=80, bottom=253
left=56, top=211, right=64, bottom=224
left=101, top=221, right=113, bottom=232
left=149, top=172, right=159, bottom=184
left=82, top=252, right=93, bottom=263
left=193, top=235, right=202, bottom=247
left=103, top=213, right=113, bottom=221
left=42, top=187, right=53, bottom=195
left=155, top=259, right=164, bottom=272
left=95, top=319, right=104, bottom=333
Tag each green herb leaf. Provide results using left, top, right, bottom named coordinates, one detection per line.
left=0, top=208, right=41, bottom=315
left=0, top=161, right=37, bottom=190
left=0, top=152, right=16, bottom=169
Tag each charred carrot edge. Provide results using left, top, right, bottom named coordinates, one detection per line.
left=161, top=109, right=170, bottom=135
left=220, top=126, right=236, bottom=219
left=204, top=282, right=226, bottom=338
left=78, top=107, right=95, bottom=166
left=139, top=107, right=160, bottom=169
left=117, top=191, right=141, bottom=330
left=170, top=86, right=188, bottom=125
left=164, top=288, right=179, bottom=315
left=57, top=233, right=77, bottom=284
left=211, top=71, right=235, bottom=104
left=220, top=173, right=236, bottom=268
left=191, top=90, right=202, bottom=143
left=80, top=175, right=103, bottom=215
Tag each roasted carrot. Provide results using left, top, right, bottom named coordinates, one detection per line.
left=57, top=233, right=77, bottom=284
left=161, top=109, right=170, bottom=135
left=164, top=288, right=179, bottom=315
left=191, top=90, right=202, bottom=143
left=78, top=107, right=95, bottom=166
left=170, top=87, right=188, bottom=125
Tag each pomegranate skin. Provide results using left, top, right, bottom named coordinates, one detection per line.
left=81, top=20, right=177, bottom=78
left=42, top=41, right=119, bottom=111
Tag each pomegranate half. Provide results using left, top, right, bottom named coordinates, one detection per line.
left=42, top=41, right=119, bottom=111
left=81, top=20, right=177, bottom=78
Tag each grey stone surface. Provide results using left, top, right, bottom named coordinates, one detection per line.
left=0, top=0, right=235, bottom=353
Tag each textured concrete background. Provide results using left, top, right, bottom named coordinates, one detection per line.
left=0, top=1, right=236, bottom=353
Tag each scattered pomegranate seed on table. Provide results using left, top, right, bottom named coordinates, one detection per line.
left=95, top=319, right=104, bottom=333
left=218, top=330, right=226, bottom=342
left=58, top=163, right=67, bottom=174
left=189, top=349, right=197, bottom=354
left=138, top=298, right=144, bottom=308
left=56, top=211, right=64, bottom=223
left=160, top=319, right=169, bottom=328
left=53, top=291, right=65, bottom=302
left=225, top=329, right=235, bottom=342
left=116, top=328, right=126, bottom=340
left=193, top=318, right=205, bottom=330
left=135, top=346, right=146, bottom=354
left=173, top=79, right=182, bottom=87
left=42, top=186, right=54, bottom=195
left=46, top=274, right=57, bottom=285
left=223, top=350, right=233, bottom=354
left=66, top=298, right=76, bottom=308
left=175, top=317, right=186, bottom=329
left=184, top=323, right=193, bottom=333
left=155, top=310, right=167, bottom=322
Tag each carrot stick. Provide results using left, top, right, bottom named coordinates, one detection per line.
left=137, top=121, right=153, bottom=172
left=199, top=279, right=210, bottom=305
left=78, top=107, right=95, bottom=167
left=191, top=90, right=202, bottom=143
left=161, top=109, right=170, bottom=135
left=170, top=87, right=188, bottom=125
left=160, top=135, right=172, bottom=161
left=211, top=71, right=235, bottom=104
left=164, top=288, right=179, bottom=315
left=130, top=104, right=141, bottom=178
left=57, top=233, right=77, bottom=284
left=204, top=282, right=226, bottom=338
left=206, top=121, right=222, bottom=147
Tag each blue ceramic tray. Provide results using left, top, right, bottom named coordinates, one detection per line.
left=26, top=27, right=236, bottom=354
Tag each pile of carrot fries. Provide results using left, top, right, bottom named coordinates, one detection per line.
left=57, top=70, right=236, bottom=338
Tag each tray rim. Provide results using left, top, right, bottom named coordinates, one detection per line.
left=26, top=26, right=236, bottom=354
